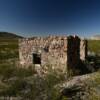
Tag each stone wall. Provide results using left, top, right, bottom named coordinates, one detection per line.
left=67, top=36, right=80, bottom=75
left=19, top=36, right=67, bottom=72
left=80, top=39, right=87, bottom=61
left=19, top=35, right=87, bottom=74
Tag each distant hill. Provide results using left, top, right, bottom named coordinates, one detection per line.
left=0, top=32, right=23, bottom=39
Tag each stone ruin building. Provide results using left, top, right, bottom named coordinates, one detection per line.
left=19, top=35, right=87, bottom=75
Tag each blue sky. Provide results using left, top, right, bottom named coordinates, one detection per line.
left=0, top=0, right=100, bottom=37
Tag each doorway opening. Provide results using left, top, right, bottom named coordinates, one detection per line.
left=32, top=53, right=41, bottom=64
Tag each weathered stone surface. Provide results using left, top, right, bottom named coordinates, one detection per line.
left=19, top=35, right=87, bottom=75
left=80, top=39, right=88, bottom=61
left=55, top=74, right=90, bottom=100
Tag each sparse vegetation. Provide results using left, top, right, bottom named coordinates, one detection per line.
left=88, top=40, right=100, bottom=55
left=0, top=39, right=18, bottom=61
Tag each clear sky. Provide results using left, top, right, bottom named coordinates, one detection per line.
left=0, top=0, right=100, bottom=37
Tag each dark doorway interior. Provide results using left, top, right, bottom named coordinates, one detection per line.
left=33, top=53, right=41, bottom=64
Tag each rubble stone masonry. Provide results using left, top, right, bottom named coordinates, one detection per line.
left=19, top=35, right=87, bottom=74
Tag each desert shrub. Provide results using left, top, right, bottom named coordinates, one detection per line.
left=0, top=78, right=28, bottom=97
left=0, top=61, right=34, bottom=82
